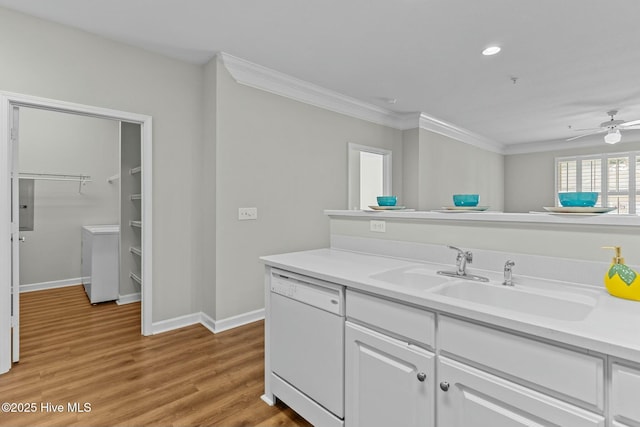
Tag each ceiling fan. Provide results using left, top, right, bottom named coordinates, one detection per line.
left=567, top=110, right=640, bottom=144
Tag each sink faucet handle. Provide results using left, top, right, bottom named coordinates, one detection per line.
left=447, top=245, right=472, bottom=260
left=503, top=260, right=516, bottom=286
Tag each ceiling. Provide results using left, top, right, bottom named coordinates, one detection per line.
left=2, top=0, right=640, bottom=150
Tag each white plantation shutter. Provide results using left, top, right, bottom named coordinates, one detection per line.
left=555, top=152, right=639, bottom=214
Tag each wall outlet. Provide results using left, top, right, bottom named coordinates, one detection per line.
left=238, top=207, right=258, bottom=220
left=370, top=220, right=386, bottom=233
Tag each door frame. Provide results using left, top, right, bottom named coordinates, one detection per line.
left=0, top=91, right=153, bottom=374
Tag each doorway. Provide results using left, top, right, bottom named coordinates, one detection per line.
left=0, top=92, right=153, bottom=374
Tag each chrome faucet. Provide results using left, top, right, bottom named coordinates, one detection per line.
left=502, top=260, right=515, bottom=286
left=450, top=245, right=473, bottom=275
left=438, top=245, right=489, bottom=282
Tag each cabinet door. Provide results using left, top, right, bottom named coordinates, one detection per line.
left=438, top=357, right=604, bottom=427
left=345, top=321, right=434, bottom=427
left=611, top=362, right=640, bottom=426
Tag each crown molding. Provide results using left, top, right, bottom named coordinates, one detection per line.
left=217, top=52, right=504, bottom=154
left=504, top=137, right=609, bottom=155
left=417, top=113, right=505, bottom=154
left=218, top=52, right=403, bottom=128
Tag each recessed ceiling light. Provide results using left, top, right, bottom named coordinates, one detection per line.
left=482, top=46, right=501, bottom=56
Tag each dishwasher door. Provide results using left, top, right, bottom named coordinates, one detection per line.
left=270, top=275, right=345, bottom=419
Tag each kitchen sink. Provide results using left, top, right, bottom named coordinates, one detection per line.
left=370, top=266, right=452, bottom=290
left=433, top=281, right=597, bottom=321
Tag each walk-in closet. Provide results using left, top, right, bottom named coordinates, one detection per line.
left=17, top=107, right=142, bottom=308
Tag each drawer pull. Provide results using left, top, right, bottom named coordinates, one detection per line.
left=417, top=372, right=427, bottom=382
left=440, top=381, right=450, bottom=392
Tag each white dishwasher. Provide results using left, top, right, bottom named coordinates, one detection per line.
left=269, top=269, right=345, bottom=423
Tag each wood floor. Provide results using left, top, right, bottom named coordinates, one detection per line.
left=0, top=285, right=311, bottom=427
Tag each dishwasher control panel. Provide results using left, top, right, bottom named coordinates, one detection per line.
left=271, top=270, right=344, bottom=315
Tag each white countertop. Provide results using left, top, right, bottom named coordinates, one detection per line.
left=82, top=224, right=120, bottom=234
left=325, top=209, right=640, bottom=227
left=261, top=248, right=640, bottom=362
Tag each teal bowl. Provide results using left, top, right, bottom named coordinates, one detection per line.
left=453, top=194, right=479, bottom=207
left=558, top=192, right=598, bottom=207
left=376, top=196, right=397, bottom=206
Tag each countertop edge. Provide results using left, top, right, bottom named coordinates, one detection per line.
left=261, top=249, right=640, bottom=362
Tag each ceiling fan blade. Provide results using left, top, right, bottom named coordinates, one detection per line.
left=622, top=125, right=640, bottom=130
left=570, top=127, right=603, bottom=132
left=566, top=129, right=605, bottom=141
left=621, top=119, right=640, bottom=127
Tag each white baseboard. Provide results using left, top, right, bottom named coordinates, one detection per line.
left=152, top=309, right=265, bottom=336
left=117, top=292, right=141, bottom=305
left=151, top=313, right=201, bottom=335
left=211, top=308, right=265, bottom=333
left=20, top=277, right=85, bottom=293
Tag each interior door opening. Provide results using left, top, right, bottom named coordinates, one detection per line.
left=1, top=92, right=153, bottom=374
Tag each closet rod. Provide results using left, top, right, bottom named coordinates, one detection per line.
left=19, top=172, right=92, bottom=182
left=18, top=173, right=92, bottom=193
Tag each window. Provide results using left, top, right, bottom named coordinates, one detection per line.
left=348, top=143, right=392, bottom=210
left=555, top=151, right=639, bottom=214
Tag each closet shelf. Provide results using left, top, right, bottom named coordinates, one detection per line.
left=130, top=166, right=142, bottom=175
left=130, top=194, right=142, bottom=201
left=129, top=246, right=142, bottom=256
left=129, top=220, right=142, bottom=228
left=129, top=272, right=142, bottom=285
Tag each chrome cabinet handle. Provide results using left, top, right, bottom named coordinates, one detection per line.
left=440, top=381, right=450, bottom=391
left=416, top=372, right=427, bottom=382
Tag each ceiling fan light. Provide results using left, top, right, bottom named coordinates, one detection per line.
left=482, top=46, right=501, bottom=56
left=604, top=129, right=621, bottom=144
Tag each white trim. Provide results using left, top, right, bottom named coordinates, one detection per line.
left=219, top=52, right=404, bottom=129
left=199, top=312, right=216, bottom=334
left=210, top=308, right=265, bottom=334
left=218, top=53, right=504, bottom=153
left=117, top=292, right=141, bottom=305
left=151, top=309, right=266, bottom=336
left=416, top=113, right=505, bottom=154
left=505, top=137, right=607, bottom=155
left=151, top=313, right=201, bottom=335
left=20, top=277, right=84, bottom=293
left=0, top=91, right=153, bottom=374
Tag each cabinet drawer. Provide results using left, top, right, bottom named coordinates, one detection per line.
left=438, top=316, right=604, bottom=410
left=346, top=290, right=435, bottom=348
left=611, top=362, right=640, bottom=424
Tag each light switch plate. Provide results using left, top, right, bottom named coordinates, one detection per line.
left=239, top=207, right=258, bottom=220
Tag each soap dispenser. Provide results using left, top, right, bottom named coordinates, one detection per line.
left=603, top=246, right=640, bottom=301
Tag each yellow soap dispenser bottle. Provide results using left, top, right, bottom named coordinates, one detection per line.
left=603, top=246, right=640, bottom=301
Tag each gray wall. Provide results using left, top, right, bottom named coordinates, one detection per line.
left=1, top=7, right=203, bottom=322
left=505, top=139, right=640, bottom=213
left=210, top=60, right=404, bottom=320
left=403, top=128, right=505, bottom=211
left=18, top=108, right=119, bottom=286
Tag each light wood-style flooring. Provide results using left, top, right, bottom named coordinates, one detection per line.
left=0, top=285, right=311, bottom=427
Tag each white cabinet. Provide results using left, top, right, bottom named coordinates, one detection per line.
left=81, top=225, right=119, bottom=304
left=611, top=362, right=640, bottom=426
left=437, top=357, right=605, bottom=427
left=345, top=322, right=434, bottom=427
